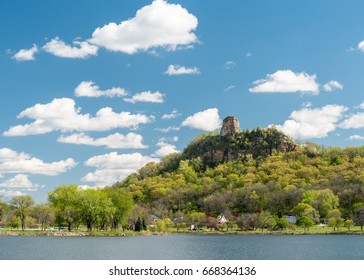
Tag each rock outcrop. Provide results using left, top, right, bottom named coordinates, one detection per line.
left=220, top=116, right=240, bottom=137
left=183, top=116, right=297, bottom=167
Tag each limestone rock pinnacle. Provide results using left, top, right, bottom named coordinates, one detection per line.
left=220, top=116, right=240, bottom=137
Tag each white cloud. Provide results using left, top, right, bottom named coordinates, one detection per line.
left=3, top=98, right=154, bottom=136
left=57, top=132, right=148, bottom=149
left=357, top=102, right=364, bottom=110
left=347, top=135, right=364, bottom=141
left=124, top=91, right=165, bottom=104
left=162, top=109, right=180, bottom=120
left=246, top=52, right=252, bottom=58
left=164, top=64, right=200, bottom=75
left=358, top=40, right=364, bottom=52
left=89, top=0, right=198, bottom=54
left=182, top=108, right=222, bottom=131
left=0, top=174, right=42, bottom=190
left=74, top=81, right=127, bottom=98
left=12, top=44, right=38, bottom=61
left=0, top=189, right=25, bottom=199
left=155, top=126, right=180, bottom=133
left=274, top=105, right=347, bottom=139
left=152, top=141, right=179, bottom=157
left=224, top=85, right=236, bottom=92
left=0, top=148, right=76, bottom=176
left=339, top=112, right=364, bottom=129
left=249, top=70, right=320, bottom=94
left=81, top=152, right=158, bottom=187
left=43, top=37, right=98, bottom=58
left=323, top=80, right=343, bottom=92
left=223, top=60, right=237, bottom=70
left=301, top=102, right=313, bottom=108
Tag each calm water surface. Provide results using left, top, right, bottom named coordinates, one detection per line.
left=1, top=234, right=364, bottom=260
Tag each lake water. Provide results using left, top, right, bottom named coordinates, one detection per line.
left=1, top=234, right=364, bottom=260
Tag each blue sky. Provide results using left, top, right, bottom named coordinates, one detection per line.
left=1, top=0, right=364, bottom=201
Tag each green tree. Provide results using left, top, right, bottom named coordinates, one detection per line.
left=297, top=216, right=314, bottom=232
left=236, top=214, right=254, bottom=231
left=134, top=217, right=142, bottom=231
left=10, top=195, right=34, bottom=231
left=253, top=211, right=275, bottom=232
left=0, top=199, right=3, bottom=220
left=276, top=217, right=289, bottom=231
left=302, top=189, right=339, bottom=218
left=189, top=212, right=206, bottom=229
left=328, top=209, right=343, bottom=231
left=79, top=189, right=115, bottom=231
left=292, top=203, right=320, bottom=223
left=31, top=203, right=55, bottom=231
left=354, top=206, right=364, bottom=231
left=128, top=204, right=149, bottom=230
left=104, top=188, right=133, bottom=231
left=344, top=219, right=354, bottom=231
left=48, top=185, right=81, bottom=231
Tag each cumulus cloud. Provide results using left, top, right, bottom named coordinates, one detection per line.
left=124, top=91, right=165, bottom=104
left=357, top=102, right=364, bottom=110
left=0, top=189, right=25, bottom=199
left=249, top=70, right=320, bottom=94
left=182, top=108, right=222, bottom=131
left=89, top=0, right=198, bottom=54
left=162, top=109, right=180, bottom=120
left=3, top=98, right=154, bottom=136
left=0, top=174, right=42, bottom=191
left=0, top=148, right=76, bottom=176
left=43, top=37, right=98, bottom=58
left=358, top=40, right=364, bottom=52
left=81, top=152, right=158, bottom=187
left=323, top=80, right=343, bottom=92
left=339, top=112, right=364, bottom=129
left=12, top=44, right=38, bottom=61
left=347, top=135, right=364, bottom=141
left=57, top=132, right=148, bottom=149
left=74, top=81, right=127, bottom=98
left=274, top=105, right=347, bottom=139
left=152, top=140, right=179, bottom=157
left=164, top=65, right=200, bottom=75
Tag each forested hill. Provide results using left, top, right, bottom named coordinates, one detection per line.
left=114, top=126, right=364, bottom=223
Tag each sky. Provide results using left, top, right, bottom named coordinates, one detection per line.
left=1, top=0, right=364, bottom=202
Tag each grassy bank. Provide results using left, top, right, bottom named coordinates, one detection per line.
left=1, top=225, right=364, bottom=236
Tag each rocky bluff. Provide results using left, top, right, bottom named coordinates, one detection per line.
left=183, top=116, right=297, bottom=167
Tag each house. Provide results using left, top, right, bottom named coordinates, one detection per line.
left=217, top=215, right=228, bottom=224
left=284, top=215, right=297, bottom=224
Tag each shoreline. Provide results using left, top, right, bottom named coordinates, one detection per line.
left=1, top=229, right=364, bottom=237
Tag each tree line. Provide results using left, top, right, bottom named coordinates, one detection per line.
left=0, top=186, right=134, bottom=232
left=3, top=129, right=364, bottom=232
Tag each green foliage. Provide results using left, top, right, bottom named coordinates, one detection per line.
left=297, top=216, right=314, bottom=231
left=48, top=185, right=81, bottom=231
left=10, top=195, right=34, bottom=231
left=104, top=187, right=133, bottom=230
left=79, top=189, right=115, bottom=231
left=276, top=217, right=290, bottom=231
left=31, top=203, right=55, bottom=231
left=8, top=127, right=364, bottom=234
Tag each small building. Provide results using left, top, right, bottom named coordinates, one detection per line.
left=217, top=215, right=228, bottom=224
left=284, top=215, right=297, bottom=224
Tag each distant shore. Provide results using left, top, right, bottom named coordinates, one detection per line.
left=1, top=229, right=364, bottom=237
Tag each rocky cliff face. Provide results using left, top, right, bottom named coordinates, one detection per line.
left=183, top=117, right=297, bottom=167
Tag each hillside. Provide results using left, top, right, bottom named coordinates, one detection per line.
left=114, top=117, right=364, bottom=227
